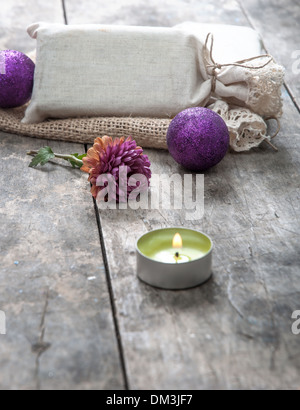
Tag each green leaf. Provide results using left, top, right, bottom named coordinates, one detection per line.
left=29, top=147, right=55, bottom=168
left=72, top=153, right=87, bottom=160
left=67, top=153, right=87, bottom=168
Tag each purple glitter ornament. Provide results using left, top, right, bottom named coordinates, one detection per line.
left=0, top=50, right=35, bottom=108
left=167, top=107, right=230, bottom=172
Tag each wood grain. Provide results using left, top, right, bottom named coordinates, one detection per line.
left=1, top=0, right=300, bottom=391
left=73, top=0, right=300, bottom=389
left=0, top=0, right=65, bottom=52
left=0, top=1, right=123, bottom=390
left=93, top=91, right=300, bottom=390
left=0, top=134, right=124, bottom=390
left=239, top=0, right=300, bottom=111
left=65, top=0, right=248, bottom=26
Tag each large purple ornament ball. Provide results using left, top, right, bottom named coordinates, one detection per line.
left=167, top=107, right=230, bottom=172
left=0, top=50, right=35, bottom=108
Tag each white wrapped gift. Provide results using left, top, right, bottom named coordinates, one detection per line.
left=22, top=22, right=284, bottom=151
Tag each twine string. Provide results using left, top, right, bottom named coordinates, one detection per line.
left=203, top=33, right=281, bottom=150
left=264, top=117, right=281, bottom=151
left=203, top=33, right=274, bottom=93
left=265, top=117, right=281, bottom=139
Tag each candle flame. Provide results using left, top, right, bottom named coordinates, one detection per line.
left=173, top=233, right=183, bottom=249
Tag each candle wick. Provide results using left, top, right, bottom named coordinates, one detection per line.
left=175, top=252, right=180, bottom=258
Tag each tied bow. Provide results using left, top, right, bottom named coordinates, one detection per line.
left=203, top=33, right=274, bottom=93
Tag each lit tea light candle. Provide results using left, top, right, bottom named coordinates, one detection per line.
left=136, top=228, right=213, bottom=289
left=173, top=233, right=190, bottom=263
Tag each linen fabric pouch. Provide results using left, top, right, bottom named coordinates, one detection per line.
left=22, top=22, right=284, bottom=129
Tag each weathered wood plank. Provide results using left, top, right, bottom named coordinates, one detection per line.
left=0, top=134, right=124, bottom=390
left=0, top=0, right=124, bottom=391
left=239, top=0, right=300, bottom=111
left=95, top=91, right=300, bottom=391
left=65, top=0, right=248, bottom=26
left=0, top=0, right=65, bottom=52
left=68, top=0, right=300, bottom=389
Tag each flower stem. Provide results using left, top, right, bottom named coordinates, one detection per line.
left=53, top=153, right=84, bottom=167
left=26, top=151, right=84, bottom=167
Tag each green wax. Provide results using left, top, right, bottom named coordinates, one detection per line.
left=137, top=228, right=212, bottom=265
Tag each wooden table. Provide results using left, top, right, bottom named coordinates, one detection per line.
left=0, top=0, right=300, bottom=390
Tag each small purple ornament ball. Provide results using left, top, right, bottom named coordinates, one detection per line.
left=167, top=107, right=230, bottom=172
left=0, top=50, right=35, bottom=108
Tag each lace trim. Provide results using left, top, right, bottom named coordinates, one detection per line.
left=209, top=100, right=272, bottom=152
left=245, top=60, right=285, bottom=118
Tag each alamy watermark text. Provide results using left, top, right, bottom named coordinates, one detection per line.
left=0, top=54, right=6, bottom=75
left=292, top=310, right=300, bottom=335
left=0, top=310, right=6, bottom=335
left=292, top=50, right=300, bottom=75
left=97, top=171, right=204, bottom=221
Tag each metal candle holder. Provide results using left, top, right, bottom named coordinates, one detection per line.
left=136, top=228, right=213, bottom=290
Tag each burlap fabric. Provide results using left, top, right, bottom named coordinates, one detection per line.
left=0, top=105, right=170, bottom=149
left=0, top=23, right=284, bottom=151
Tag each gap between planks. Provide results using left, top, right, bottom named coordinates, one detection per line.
left=237, top=0, right=300, bottom=116
left=62, top=0, right=69, bottom=25
left=84, top=141, right=130, bottom=390
left=92, top=197, right=130, bottom=390
left=62, top=0, right=129, bottom=389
